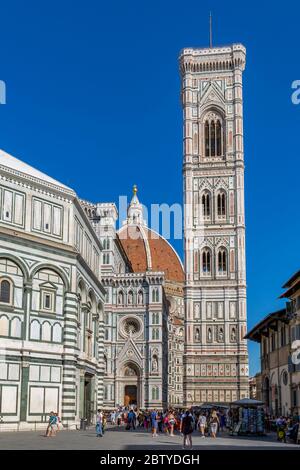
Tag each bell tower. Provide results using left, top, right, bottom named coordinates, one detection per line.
left=180, top=43, right=249, bottom=406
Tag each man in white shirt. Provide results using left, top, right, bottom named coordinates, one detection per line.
left=96, top=409, right=103, bottom=437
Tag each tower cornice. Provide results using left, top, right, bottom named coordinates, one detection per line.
left=179, top=43, right=246, bottom=76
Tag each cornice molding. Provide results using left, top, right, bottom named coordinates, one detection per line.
left=0, top=168, right=75, bottom=202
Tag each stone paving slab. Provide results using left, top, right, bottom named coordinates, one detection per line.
left=0, top=426, right=299, bottom=450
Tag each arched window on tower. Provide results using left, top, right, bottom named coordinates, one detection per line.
left=202, top=249, right=211, bottom=275
left=217, top=191, right=226, bottom=218
left=216, top=120, right=222, bottom=156
left=211, top=120, right=216, bottom=156
left=201, top=191, right=211, bottom=219
left=204, top=113, right=224, bottom=158
left=217, top=248, right=227, bottom=274
left=205, top=120, right=210, bottom=156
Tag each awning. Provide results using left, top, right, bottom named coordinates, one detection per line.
left=230, top=398, right=264, bottom=407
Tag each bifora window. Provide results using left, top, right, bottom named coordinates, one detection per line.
left=0, top=279, right=12, bottom=304
left=201, top=192, right=211, bottom=218
left=202, top=249, right=211, bottom=274
left=217, top=192, right=226, bottom=217
left=218, top=248, right=227, bottom=274
left=204, top=112, right=224, bottom=158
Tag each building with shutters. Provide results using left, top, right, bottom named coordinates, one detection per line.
left=246, top=269, right=300, bottom=416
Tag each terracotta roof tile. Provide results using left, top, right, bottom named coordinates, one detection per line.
left=118, top=225, right=184, bottom=283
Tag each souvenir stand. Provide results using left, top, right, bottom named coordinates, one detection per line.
left=229, top=398, right=265, bottom=436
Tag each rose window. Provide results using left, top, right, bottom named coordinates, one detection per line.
left=124, top=318, right=140, bottom=336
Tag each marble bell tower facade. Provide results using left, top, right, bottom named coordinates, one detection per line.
left=180, top=44, right=249, bottom=406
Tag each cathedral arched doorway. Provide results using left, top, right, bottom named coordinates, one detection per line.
left=122, top=363, right=140, bottom=407
left=124, top=385, right=137, bottom=407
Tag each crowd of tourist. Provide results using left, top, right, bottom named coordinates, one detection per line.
left=44, top=406, right=300, bottom=447
left=96, top=407, right=228, bottom=447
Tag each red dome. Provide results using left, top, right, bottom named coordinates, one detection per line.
left=118, top=224, right=184, bottom=283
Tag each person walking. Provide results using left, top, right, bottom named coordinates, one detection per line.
left=116, top=411, right=122, bottom=426
left=145, top=412, right=151, bottom=431
left=168, top=410, right=176, bottom=436
left=182, top=409, right=194, bottom=449
left=151, top=409, right=158, bottom=437
left=45, top=412, right=57, bottom=437
left=133, top=408, right=138, bottom=429
left=96, top=409, right=103, bottom=437
left=102, top=413, right=107, bottom=434
left=110, top=411, right=116, bottom=425
left=55, top=412, right=61, bottom=433
left=219, top=411, right=226, bottom=432
left=198, top=412, right=207, bottom=438
left=157, top=412, right=163, bottom=433
left=210, top=410, right=219, bottom=438
left=127, top=409, right=135, bottom=430
left=138, top=411, right=144, bottom=427
left=163, top=413, right=169, bottom=433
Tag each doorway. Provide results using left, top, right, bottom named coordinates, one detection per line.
left=84, top=374, right=94, bottom=424
left=124, top=385, right=137, bottom=407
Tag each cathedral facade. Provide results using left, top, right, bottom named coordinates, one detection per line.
left=180, top=44, right=249, bottom=406
left=81, top=188, right=184, bottom=410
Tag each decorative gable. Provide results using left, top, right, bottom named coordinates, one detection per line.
left=116, top=336, right=143, bottom=369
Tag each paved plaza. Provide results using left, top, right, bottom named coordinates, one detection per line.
left=0, top=425, right=299, bottom=450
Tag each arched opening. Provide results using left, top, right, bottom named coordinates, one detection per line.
left=0, top=279, right=11, bottom=304
left=217, top=191, right=226, bottom=218
left=122, top=362, right=141, bottom=408
left=218, top=248, right=227, bottom=274
left=202, top=248, right=211, bottom=275
left=201, top=191, right=211, bottom=218
left=204, top=112, right=225, bottom=158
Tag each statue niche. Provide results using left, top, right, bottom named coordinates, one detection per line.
left=152, top=354, right=158, bottom=373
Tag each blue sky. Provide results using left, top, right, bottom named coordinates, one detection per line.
left=0, top=0, right=299, bottom=375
